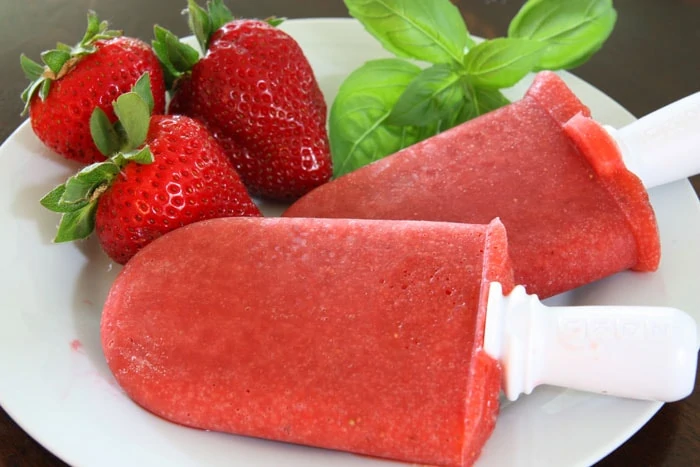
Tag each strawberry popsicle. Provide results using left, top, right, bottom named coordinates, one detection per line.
left=283, top=71, right=660, bottom=299
left=102, top=216, right=515, bottom=467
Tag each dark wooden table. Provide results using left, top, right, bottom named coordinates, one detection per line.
left=1, top=1, right=698, bottom=466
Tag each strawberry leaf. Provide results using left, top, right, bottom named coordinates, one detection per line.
left=131, top=73, right=155, bottom=113
left=90, top=107, right=121, bottom=156
left=19, top=10, right=121, bottom=108
left=41, top=49, right=71, bottom=75
left=152, top=25, right=200, bottom=88
left=61, top=161, right=120, bottom=207
left=187, top=0, right=234, bottom=51
left=90, top=73, right=155, bottom=157
left=76, top=10, right=121, bottom=53
left=55, top=42, right=73, bottom=53
left=20, top=54, right=44, bottom=81
left=40, top=160, right=119, bottom=216
left=82, top=10, right=102, bottom=43
left=53, top=202, right=100, bottom=243
left=40, top=185, right=69, bottom=212
left=38, top=80, right=51, bottom=101
left=187, top=0, right=212, bottom=52
left=207, top=0, right=235, bottom=32
left=265, top=17, right=286, bottom=27
left=121, top=146, right=154, bottom=164
left=20, top=80, right=44, bottom=115
left=113, top=92, right=150, bottom=151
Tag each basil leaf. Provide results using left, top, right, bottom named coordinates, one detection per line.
left=388, top=64, right=465, bottom=126
left=463, top=38, right=546, bottom=89
left=468, top=87, right=511, bottom=117
left=329, top=58, right=424, bottom=176
left=344, top=0, right=471, bottom=65
left=508, top=0, right=617, bottom=70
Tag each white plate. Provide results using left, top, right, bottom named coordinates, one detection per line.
left=1, top=18, right=698, bottom=467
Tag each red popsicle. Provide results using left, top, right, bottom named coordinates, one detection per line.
left=102, top=216, right=514, bottom=467
left=283, top=71, right=660, bottom=299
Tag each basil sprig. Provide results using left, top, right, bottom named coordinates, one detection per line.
left=331, top=0, right=617, bottom=176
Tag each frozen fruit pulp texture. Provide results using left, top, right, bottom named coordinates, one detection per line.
left=101, top=217, right=514, bottom=467
left=284, top=71, right=660, bottom=299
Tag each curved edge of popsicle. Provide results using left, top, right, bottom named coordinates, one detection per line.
left=459, top=217, right=516, bottom=465
left=562, top=115, right=661, bottom=272
left=524, top=71, right=592, bottom=124
left=525, top=71, right=660, bottom=273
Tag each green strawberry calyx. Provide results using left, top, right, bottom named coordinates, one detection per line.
left=20, top=10, right=122, bottom=115
left=40, top=73, right=156, bottom=243
left=152, top=0, right=284, bottom=89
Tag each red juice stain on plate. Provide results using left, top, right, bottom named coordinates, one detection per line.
left=70, top=339, right=83, bottom=352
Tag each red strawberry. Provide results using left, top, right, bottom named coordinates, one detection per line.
left=154, top=0, right=332, bottom=200
left=21, top=11, right=166, bottom=165
left=41, top=74, right=261, bottom=264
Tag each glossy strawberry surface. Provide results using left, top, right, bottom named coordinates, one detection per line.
left=169, top=20, right=332, bottom=200
left=29, top=37, right=166, bottom=164
left=95, top=115, right=261, bottom=264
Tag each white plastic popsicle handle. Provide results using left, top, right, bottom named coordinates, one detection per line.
left=608, top=91, right=700, bottom=189
left=484, top=282, right=698, bottom=402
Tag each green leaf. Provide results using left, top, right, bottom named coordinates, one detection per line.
left=90, top=107, right=120, bottom=156
left=463, top=38, right=547, bottom=89
left=18, top=10, right=122, bottom=113
left=329, top=58, right=425, bottom=176
left=508, top=0, right=617, bottom=70
left=388, top=63, right=464, bottom=126
left=61, top=162, right=119, bottom=206
left=38, top=79, right=51, bottom=101
left=208, top=0, right=235, bottom=31
left=344, top=0, right=471, bottom=65
left=468, top=87, right=511, bottom=117
left=53, top=201, right=100, bottom=242
left=41, top=49, right=71, bottom=75
left=40, top=185, right=69, bottom=212
left=20, top=54, right=44, bottom=81
left=187, top=0, right=212, bottom=52
left=55, top=42, right=72, bottom=53
left=122, top=146, right=154, bottom=164
left=82, top=10, right=101, bottom=43
left=20, top=79, right=45, bottom=115
left=77, top=10, right=121, bottom=50
left=441, top=97, right=476, bottom=128
left=131, top=73, right=155, bottom=113
left=113, top=92, right=151, bottom=150
left=265, top=16, right=286, bottom=27
left=152, top=25, right=201, bottom=88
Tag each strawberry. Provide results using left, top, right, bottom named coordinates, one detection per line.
left=40, top=74, right=261, bottom=264
left=21, top=11, right=166, bottom=165
left=154, top=0, right=332, bottom=200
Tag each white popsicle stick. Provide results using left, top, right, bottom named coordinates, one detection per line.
left=484, top=282, right=698, bottom=402
left=607, top=91, right=700, bottom=189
